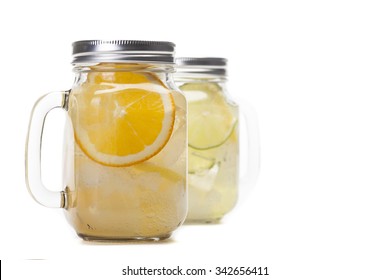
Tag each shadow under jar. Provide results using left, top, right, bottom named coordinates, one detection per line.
left=26, top=40, right=187, bottom=241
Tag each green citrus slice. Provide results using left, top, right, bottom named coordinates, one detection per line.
left=188, top=149, right=216, bottom=174
left=180, top=83, right=238, bottom=150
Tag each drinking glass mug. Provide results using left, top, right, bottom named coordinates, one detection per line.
left=175, top=57, right=260, bottom=223
left=26, top=40, right=187, bottom=241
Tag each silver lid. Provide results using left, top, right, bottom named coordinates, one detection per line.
left=175, top=57, right=227, bottom=76
left=72, top=40, right=175, bottom=64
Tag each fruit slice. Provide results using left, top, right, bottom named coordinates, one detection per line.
left=188, top=149, right=216, bottom=174
left=70, top=71, right=175, bottom=167
left=188, top=163, right=220, bottom=192
left=180, top=83, right=237, bottom=150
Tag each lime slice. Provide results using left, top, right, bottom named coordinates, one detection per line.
left=189, top=163, right=220, bottom=192
left=188, top=149, right=216, bottom=174
left=180, top=83, right=238, bottom=150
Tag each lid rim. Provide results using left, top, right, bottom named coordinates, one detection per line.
left=72, top=40, right=175, bottom=64
left=175, top=57, right=227, bottom=67
left=175, top=57, right=228, bottom=76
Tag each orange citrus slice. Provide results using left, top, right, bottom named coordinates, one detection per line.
left=70, top=70, right=175, bottom=167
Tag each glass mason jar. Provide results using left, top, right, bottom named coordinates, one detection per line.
left=175, top=57, right=239, bottom=223
left=25, top=40, right=187, bottom=241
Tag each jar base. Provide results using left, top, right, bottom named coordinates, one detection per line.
left=77, top=233, right=172, bottom=242
left=185, top=217, right=222, bottom=225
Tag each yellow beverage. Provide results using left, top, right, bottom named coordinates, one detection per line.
left=180, top=81, right=239, bottom=223
left=64, top=65, right=187, bottom=240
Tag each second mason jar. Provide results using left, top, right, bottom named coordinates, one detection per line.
left=175, top=57, right=239, bottom=223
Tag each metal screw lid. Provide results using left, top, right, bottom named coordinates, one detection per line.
left=72, top=40, right=175, bottom=65
left=175, top=57, right=227, bottom=76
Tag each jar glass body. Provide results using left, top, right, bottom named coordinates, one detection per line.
left=64, top=63, right=187, bottom=240
left=176, top=75, right=239, bottom=223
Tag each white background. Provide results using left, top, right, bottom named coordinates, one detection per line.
left=1, top=0, right=390, bottom=279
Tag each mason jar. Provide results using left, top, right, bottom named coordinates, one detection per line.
left=175, top=57, right=240, bottom=223
left=26, top=40, right=187, bottom=241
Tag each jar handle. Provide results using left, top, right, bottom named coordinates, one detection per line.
left=239, top=99, right=261, bottom=202
left=25, top=91, right=69, bottom=208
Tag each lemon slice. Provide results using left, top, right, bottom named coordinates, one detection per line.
left=180, top=83, right=237, bottom=150
left=70, top=71, right=175, bottom=167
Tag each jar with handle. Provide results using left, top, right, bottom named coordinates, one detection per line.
left=26, top=40, right=187, bottom=241
left=175, top=57, right=260, bottom=223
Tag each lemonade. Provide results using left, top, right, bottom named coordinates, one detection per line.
left=64, top=64, right=187, bottom=240
left=175, top=57, right=239, bottom=222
